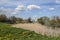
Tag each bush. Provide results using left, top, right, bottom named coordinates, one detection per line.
left=27, top=17, right=33, bottom=23
left=0, top=14, right=7, bottom=22
left=37, top=16, right=49, bottom=25
left=37, top=16, right=60, bottom=28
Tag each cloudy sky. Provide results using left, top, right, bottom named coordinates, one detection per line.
left=0, top=0, right=60, bottom=20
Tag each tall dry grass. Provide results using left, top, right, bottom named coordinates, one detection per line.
left=12, top=23, right=60, bottom=36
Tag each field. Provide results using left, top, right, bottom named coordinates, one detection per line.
left=0, top=23, right=60, bottom=40
left=13, top=23, right=60, bottom=36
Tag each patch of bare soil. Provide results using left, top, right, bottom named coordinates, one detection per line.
left=12, top=23, right=60, bottom=36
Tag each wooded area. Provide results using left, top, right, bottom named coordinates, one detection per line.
left=0, top=14, right=60, bottom=28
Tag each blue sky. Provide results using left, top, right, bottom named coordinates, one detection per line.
left=0, top=0, right=60, bottom=20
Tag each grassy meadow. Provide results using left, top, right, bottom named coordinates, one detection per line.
left=0, top=23, right=60, bottom=40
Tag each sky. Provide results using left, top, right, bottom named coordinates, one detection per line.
left=0, top=0, right=60, bottom=20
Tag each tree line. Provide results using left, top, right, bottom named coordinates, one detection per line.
left=0, top=14, right=60, bottom=28
left=37, top=16, right=60, bottom=28
left=0, top=14, right=32, bottom=24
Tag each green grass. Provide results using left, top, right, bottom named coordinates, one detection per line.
left=0, top=23, right=60, bottom=40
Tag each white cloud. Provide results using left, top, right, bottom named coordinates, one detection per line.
left=27, top=5, right=41, bottom=10
left=12, top=5, right=41, bottom=14
left=15, top=5, right=26, bottom=11
left=0, top=7, right=13, bottom=15
left=56, top=0, right=60, bottom=4
left=12, top=5, right=26, bottom=14
left=49, top=8, right=55, bottom=10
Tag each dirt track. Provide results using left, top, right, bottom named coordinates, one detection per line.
left=12, top=23, right=60, bottom=36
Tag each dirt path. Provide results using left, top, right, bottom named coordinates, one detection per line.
left=12, top=23, right=60, bottom=36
